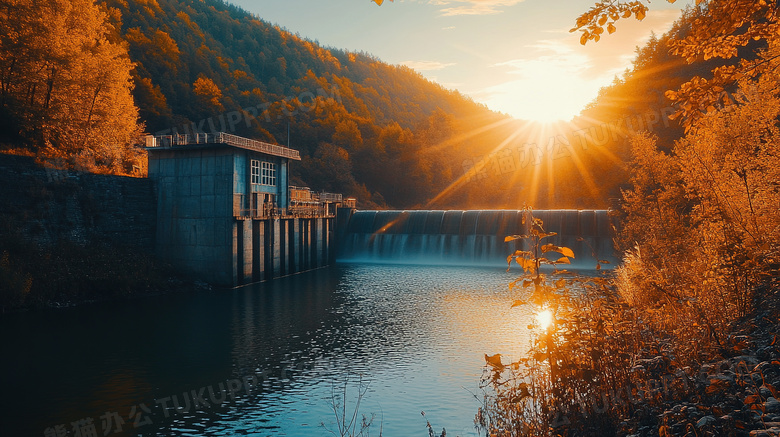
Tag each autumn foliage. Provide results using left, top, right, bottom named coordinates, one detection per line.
left=477, top=2, right=780, bottom=435
left=0, top=0, right=144, bottom=174
left=573, top=0, right=780, bottom=128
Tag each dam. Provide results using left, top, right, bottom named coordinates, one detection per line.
left=336, top=209, right=617, bottom=268
left=145, top=132, right=617, bottom=286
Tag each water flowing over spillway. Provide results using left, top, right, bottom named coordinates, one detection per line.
left=338, top=210, right=618, bottom=268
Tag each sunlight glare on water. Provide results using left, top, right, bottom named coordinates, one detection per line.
left=221, top=264, right=534, bottom=437
left=1, top=263, right=535, bottom=437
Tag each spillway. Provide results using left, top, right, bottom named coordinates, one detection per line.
left=337, top=210, right=617, bottom=269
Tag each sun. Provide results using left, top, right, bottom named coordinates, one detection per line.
left=483, top=58, right=604, bottom=123
left=537, top=309, right=553, bottom=330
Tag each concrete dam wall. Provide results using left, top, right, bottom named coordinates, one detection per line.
left=337, top=209, right=617, bottom=269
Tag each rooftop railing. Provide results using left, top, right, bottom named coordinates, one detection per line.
left=319, top=192, right=343, bottom=203
left=146, top=132, right=301, bottom=160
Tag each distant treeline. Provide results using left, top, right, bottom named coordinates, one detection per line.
left=0, top=0, right=739, bottom=209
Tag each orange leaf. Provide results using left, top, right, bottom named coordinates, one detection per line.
left=485, top=353, right=504, bottom=369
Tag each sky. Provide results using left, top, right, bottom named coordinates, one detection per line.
left=228, top=0, right=691, bottom=122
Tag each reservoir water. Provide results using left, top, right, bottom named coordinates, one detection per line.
left=2, top=264, right=538, bottom=437
left=2, top=209, right=615, bottom=436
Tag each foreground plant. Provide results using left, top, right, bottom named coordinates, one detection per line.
left=322, top=375, right=382, bottom=437
left=476, top=211, right=642, bottom=436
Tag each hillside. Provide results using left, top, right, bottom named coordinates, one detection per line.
left=104, top=0, right=657, bottom=209
left=1, top=1, right=741, bottom=209
left=98, top=0, right=518, bottom=208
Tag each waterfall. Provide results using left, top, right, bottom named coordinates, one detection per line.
left=338, top=210, right=617, bottom=269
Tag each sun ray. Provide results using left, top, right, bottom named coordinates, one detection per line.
left=423, top=118, right=527, bottom=207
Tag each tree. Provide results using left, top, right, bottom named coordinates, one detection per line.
left=0, top=0, right=143, bottom=173
left=331, top=119, right=363, bottom=150
left=572, top=0, right=780, bottom=128
left=612, top=67, right=780, bottom=361
left=300, top=143, right=358, bottom=195
left=192, top=76, right=224, bottom=111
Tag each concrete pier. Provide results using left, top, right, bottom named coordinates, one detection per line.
left=234, top=217, right=333, bottom=286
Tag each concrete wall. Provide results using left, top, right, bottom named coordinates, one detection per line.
left=0, top=154, right=156, bottom=249
left=149, top=147, right=235, bottom=285
left=149, top=147, right=332, bottom=287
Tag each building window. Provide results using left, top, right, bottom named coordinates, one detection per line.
left=261, top=161, right=276, bottom=186
left=251, top=160, right=260, bottom=185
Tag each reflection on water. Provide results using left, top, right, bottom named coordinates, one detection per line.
left=1, top=264, right=534, bottom=436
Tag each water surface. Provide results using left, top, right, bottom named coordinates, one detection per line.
left=2, top=264, right=536, bottom=436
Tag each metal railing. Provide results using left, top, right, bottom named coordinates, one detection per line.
left=234, top=194, right=281, bottom=218
left=146, top=132, right=301, bottom=160
left=320, top=192, right=342, bottom=203
left=233, top=192, right=339, bottom=219
left=288, top=186, right=342, bottom=204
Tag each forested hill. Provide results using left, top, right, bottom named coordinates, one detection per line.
left=100, top=0, right=514, bottom=208
left=106, top=0, right=739, bottom=210
left=110, top=0, right=495, bottom=134
left=2, top=1, right=740, bottom=209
